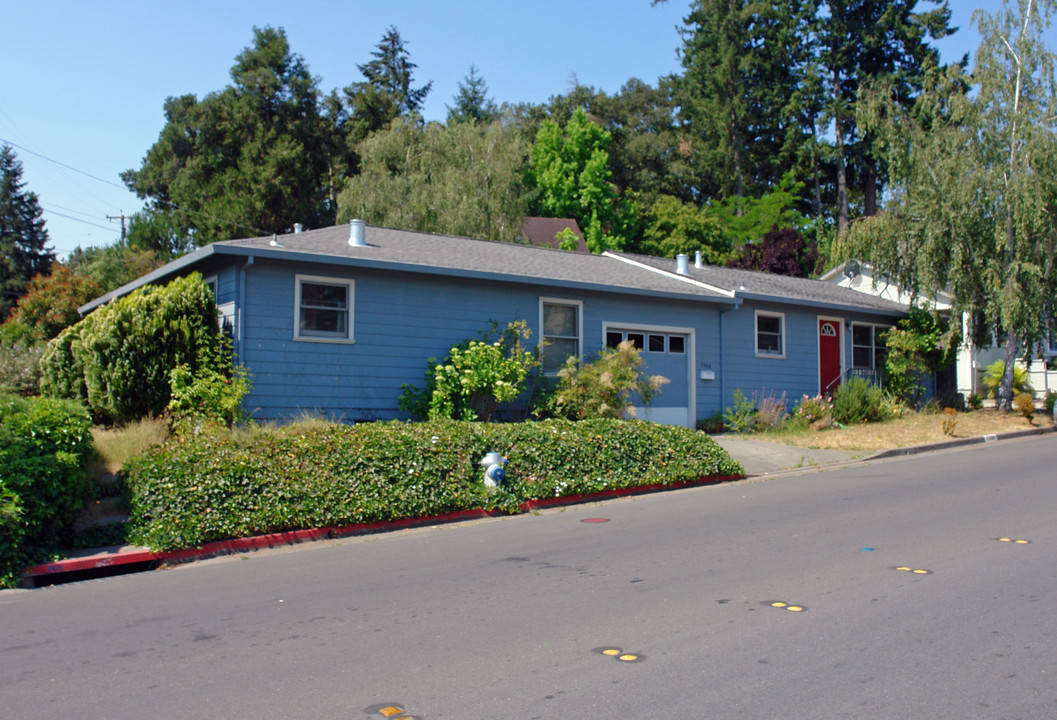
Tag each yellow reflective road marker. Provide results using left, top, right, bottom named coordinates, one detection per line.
left=786, top=606, right=804, bottom=612
left=894, top=567, right=931, bottom=574
left=771, top=602, right=788, bottom=608
left=603, top=648, right=621, bottom=656
left=619, top=654, right=638, bottom=662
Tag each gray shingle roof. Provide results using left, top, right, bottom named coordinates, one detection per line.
left=220, top=224, right=734, bottom=301
left=611, top=252, right=909, bottom=316
left=80, top=223, right=909, bottom=318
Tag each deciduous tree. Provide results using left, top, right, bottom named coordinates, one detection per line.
left=838, top=0, right=1057, bottom=409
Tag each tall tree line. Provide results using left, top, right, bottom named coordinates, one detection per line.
left=113, top=5, right=965, bottom=267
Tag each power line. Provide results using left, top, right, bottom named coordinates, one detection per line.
left=0, top=137, right=127, bottom=190
left=40, top=206, right=119, bottom=233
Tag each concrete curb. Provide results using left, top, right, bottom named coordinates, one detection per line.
left=20, top=475, right=743, bottom=588
left=864, top=426, right=1055, bottom=461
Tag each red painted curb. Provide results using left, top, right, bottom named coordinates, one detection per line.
left=22, top=476, right=742, bottom=582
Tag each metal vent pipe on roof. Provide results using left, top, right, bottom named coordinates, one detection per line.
left=676, top=253, right=690, bottom=275
left=294, top=223, right=303, bottom=234
left=695, top=250, right=703, bottom=268
left=349, top=219, right=367, bottom=247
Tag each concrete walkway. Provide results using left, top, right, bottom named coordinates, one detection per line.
left=710, top=435, right=859, bottom=476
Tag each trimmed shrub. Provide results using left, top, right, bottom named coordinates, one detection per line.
left=124, top=419, right=743, bottom=551
left=168, top=364, right=252, bottom=429
left=39, top=273, right=230, bottom=423
left=0, top=392, right=94, bottom=586
left=831, top=377, right=887, bottom=425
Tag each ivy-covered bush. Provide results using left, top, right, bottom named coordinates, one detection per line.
left=39, top=273, right=230, bottom=423
left=0, top=392, right=94, bottom=587
left=124, top=418, right=743, bottom=551
left=831, top=377, right=888, bottom=425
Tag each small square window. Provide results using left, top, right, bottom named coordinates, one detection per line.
left=541, top=300, right=581, bottom=374
left=606, top=331, right=623, bottom=349
left=626, top=333, right=644, bottom=350
left=648, top=334, right=665, bottom=352
left=756, top=312, right=784, bottom=356
left=668, top=335, right=685, bottom=354
left=296, top=276, right=353, bottom=342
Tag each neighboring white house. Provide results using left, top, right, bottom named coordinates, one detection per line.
left=821, top=261, right=1057, bottom=401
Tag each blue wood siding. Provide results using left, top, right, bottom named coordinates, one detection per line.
left=235, top=260, right=725, bottom=422
left=715, top=302, right=899, bottom=412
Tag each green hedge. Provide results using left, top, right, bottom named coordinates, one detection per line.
left=0, top=392, right=93, bottom=586
left=39, top=273, right=226, bottom=423
left=124, top=419, right=743, bottom=551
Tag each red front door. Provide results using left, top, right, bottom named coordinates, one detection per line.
left=819, top=319, right=841, bottom=394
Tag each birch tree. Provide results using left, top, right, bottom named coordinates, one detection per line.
left=838, top=0, right=1057, bottom=409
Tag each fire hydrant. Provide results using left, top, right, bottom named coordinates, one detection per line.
left=479, top=452, right=507, bottom=488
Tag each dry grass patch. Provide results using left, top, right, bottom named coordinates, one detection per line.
left=90, top=416, right=170, bottom=475
left=762, top=409, right=1050, bottom=452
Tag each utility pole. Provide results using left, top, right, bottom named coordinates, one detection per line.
left=106, top=212, right=129, bottom=242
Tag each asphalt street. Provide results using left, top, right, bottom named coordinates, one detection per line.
left=2, top=435, right=1055, bottom=719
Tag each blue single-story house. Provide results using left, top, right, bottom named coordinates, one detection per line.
left=80, top=221, right=909, bottom=426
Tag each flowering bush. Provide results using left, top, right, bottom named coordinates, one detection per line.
left=793, top=394, right=833, bottom=429
left=550, top=340, right=669, bottom=420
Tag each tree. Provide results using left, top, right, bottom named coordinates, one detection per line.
left=4, top=264, right=101, bottom=340
left=341, top=26, right=432, bottom=142
left=636, top=194, right=730, bottom=263
left=337, top=118, right=531, bottom=243
left=126, top=209, right=196, bottom=261
left=883, top=308, right=960, bottom=404
left=531, top=108, right=631, bottom=253
left=678, top=0, right=819, bottom=204
left=447, top=65, right=498, bottom=125
left=0, top=144, right=53, bottom=319
left=838, top=0, right=1057, bottom=409
left=65, top=243, right=165, bottom=295
left=727, top=226, right=822, bottom=277
left=820, top=0, right=956, bottom=230
left=123, top=27, right=332, bottom=245
left=709, top=171, right=813, bottom=248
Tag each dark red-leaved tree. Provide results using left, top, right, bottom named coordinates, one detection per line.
left=727, top=226, right=821, bottom=278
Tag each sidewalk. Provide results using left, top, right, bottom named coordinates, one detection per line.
left=19, top=426, right=1053, bottom=588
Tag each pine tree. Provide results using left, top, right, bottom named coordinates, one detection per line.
left=0, top=144, right=54, bottom=319
left=447, top=65, right=498, bottom=125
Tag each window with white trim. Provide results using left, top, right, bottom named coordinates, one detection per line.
left=851, top=324, right=887, bottom=370
left=541, top=299, right=581, bottom=374
left=295, top=275, right=354, bottom=342
left=755, top=311, right=784, bottom=357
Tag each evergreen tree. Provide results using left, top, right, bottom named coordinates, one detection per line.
left=0, top=144, right=54, bottom=319
left=820, top=0, right=955, bottom=229
left=678, top=0, right=819, bottom=204
left=341, top=26, right=432, bottom=141
left=447, top=65, right=498, bottom=125
left=122, top=27, right=331, bottom=244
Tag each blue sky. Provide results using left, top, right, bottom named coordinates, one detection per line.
left=0, top=0, right=1020, bottom=257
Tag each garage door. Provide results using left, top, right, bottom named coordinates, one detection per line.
left=604, top=325, right=693, bottom=428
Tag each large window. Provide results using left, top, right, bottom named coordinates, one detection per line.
left=295, top=275, right=354, bottom=342
left=541, top=299, right=582, bottom=374
left=755, top=311, right=785, bottom=357
left=852, top=324, right=887, bottom=370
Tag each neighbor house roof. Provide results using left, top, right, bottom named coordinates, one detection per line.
left=79, top=223, right=909, bottom=318
left=520, top=217, right=588, bottom=253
